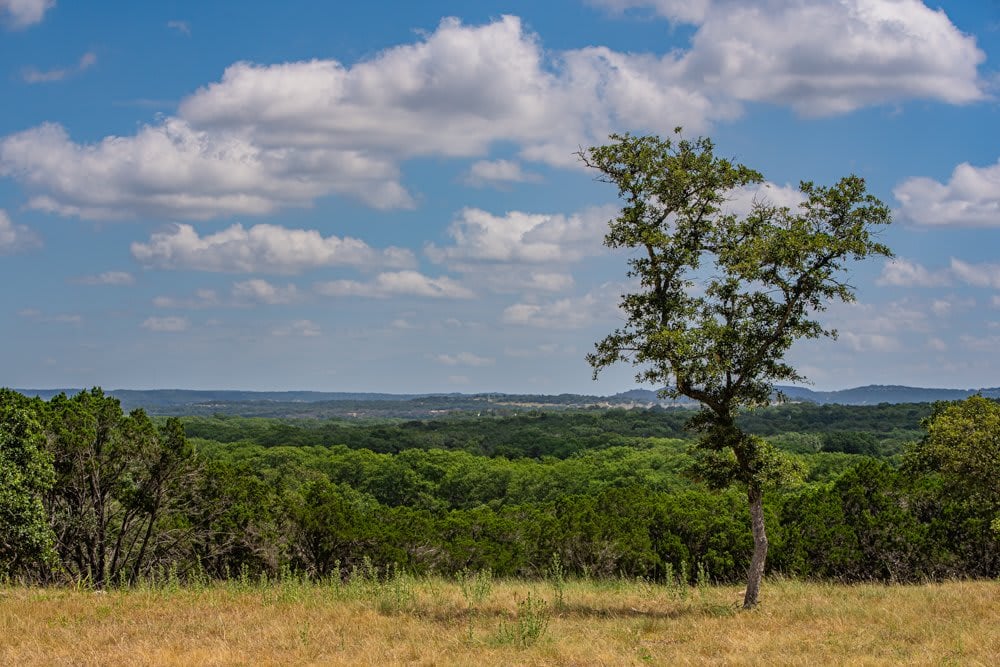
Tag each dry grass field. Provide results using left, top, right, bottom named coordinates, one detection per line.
left=1, top=576, right=997, bottom=666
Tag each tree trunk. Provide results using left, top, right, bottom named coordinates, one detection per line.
left=743, top=485, right=768, bottom=609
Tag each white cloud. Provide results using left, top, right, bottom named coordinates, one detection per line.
left=518, top=271, right=575, bottom=292
left=723, top=181, right=807, bottom=217
left=876, top=258, right=951, bottom=287
left=464, top=159, right=541, bottom=188
left=315, top=271, right=474, bottom=299
left=433, top=352, right=495, bottom=367
left=1, top=0, right=54, bottom=29
left=993, top=295, right=1000, bottom=309
left=22, top=52, right=96, bottom=84
left=72, top=271, right=134, bottom=286
left=950, top=258, right=1000, bottom=289
left=930, top=299, right=951, bottom=318
left=822, top=299, right=929, bottom=342
left=0, top=120, right=412, bottom=220
left=502, top=284, right=621, bottom=329
left=231, top=279, right=299, bottom=305
left=685, top=0, right=984, bottom=116
left=390, top=318, right=416, bottom=330
left=928, top=296, right=974, bottom=318
left=0, top=16, right=716, bottom=221
left=131, top=222, right=414, bottom=273
left=167, top=20, right=190, bottom=36
left=153, top=289, right=219, bottom=309
left=427, top=205, right=612, bottom=266
left=895, top=160, right=1000, bottom=227
left=599, top=0, right=985, bottom=115
left=273, top=319, right=320, bottom=337
left=0, top=9, right=984, bottom=221
left=141, top=316, right=189, bottom=332
left=838, top=331, right=899, bottom=353
left=875, top=257, right=1000, bottom=290
left=0, top=209, right=41, bottom=253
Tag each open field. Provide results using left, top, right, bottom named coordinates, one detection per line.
left=1, top=577, right=997, bottom=666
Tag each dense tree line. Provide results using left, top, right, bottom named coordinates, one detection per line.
left=177, top=401, right=929, bottom=459
left=1, top=388, right=996, bottom=586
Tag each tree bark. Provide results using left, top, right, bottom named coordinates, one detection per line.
left=743, top=484, right=768, bottom=609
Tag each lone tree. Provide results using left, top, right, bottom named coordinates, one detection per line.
left=581, top=131, right=892, bottom=608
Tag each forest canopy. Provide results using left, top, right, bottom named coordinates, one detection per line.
left=0, top=388, right=996, bottom=586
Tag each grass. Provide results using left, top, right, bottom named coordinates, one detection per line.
left=1, top=577, right=997, bottom=665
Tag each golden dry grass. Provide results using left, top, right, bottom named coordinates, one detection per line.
left=1, top=577, right=997, bottom=666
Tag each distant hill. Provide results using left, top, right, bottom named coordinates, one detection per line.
left=774, top=384, right=1000, bottom=405
left=13, top=384, right=1000, bottom=418
left=614, top=385, right=1000, bottom=406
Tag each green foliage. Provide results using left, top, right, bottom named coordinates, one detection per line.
left=581, top=131, right=893, bottom=606
left=458, top=566, right=493, bottom=606
left=905, top=396, right=1000, bottom=512
left=2, top=387, right=997, bottom=587
left=583, top=132, right=892, bottom=413
left=43, top=389, right=196, bottom=586
left=903, top=395, right=1000, bottom=570
left=494, top=593, right=549, bottom=647
left=821, top=431, right=879, bottom=456
left=0, top=389, right=56, bottom=577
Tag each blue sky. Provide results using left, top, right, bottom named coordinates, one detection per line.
left=1, top=0, right=999, bottom=394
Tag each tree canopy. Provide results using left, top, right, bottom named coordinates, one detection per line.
left=581, top=131, right=893, bottom=607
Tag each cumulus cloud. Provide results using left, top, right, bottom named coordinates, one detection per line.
left=0, top=209, right=41, bottom=253
left=464, top=159, right=542, bottom=188
left=131, top=222, right=414, bottom=273
left=427, top=205, right=612, bottom=266
left=502, top=284, right=622, bottom=329
left=178, top=17, right=718, bottom=168
left=141, top=316, right=188, bottom=332
left=877, top=258, right=951, bottom=287
left=315, top=271, right=474, bottom=299
left=723, top=181, right=807, bottom=217
left=838, top=331, right=900, bottom=353
left=426, top=205, right=618, bottom=295
left=152, top=289, right=219, bottom=309
left=1, top=0, right=54, bottom=29
left=950, top=258, right=1000, bottom=289
left=72, top=271, right=134, bottom=286
left=22, top=51, right=97, bottom=84
left=0, top=120, right=412, bottom=220
left=231, top=279, right=299, bottom=305
left=875, top=257, right=1000, bottom=290
left=0, top=16, right=718, bottom=221
left=433, top=351, right=495, bottom=367
left=816, top=299, right=929, bottom=361
left=608, top=0, right=985, bottom=115
left=895, top=160, right=1000, bottom=227
left=0, top=8, right=985, bottom=221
